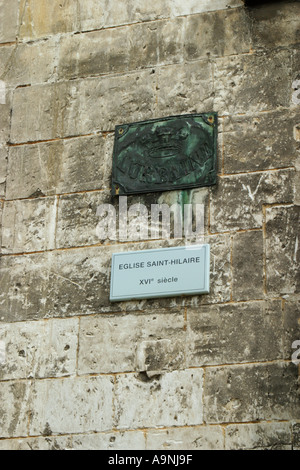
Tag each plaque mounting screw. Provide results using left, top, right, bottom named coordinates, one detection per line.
left=208, top=115, right=214, bottom=124
left=118, top=128, right=124, bottom=136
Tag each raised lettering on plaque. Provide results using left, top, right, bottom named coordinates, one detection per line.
left=111, top=113, right=218, bottom=196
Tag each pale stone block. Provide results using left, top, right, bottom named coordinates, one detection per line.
left=225, top=422, right=292, bottom=450
left=78, top=312, right=185, bottom=375
left=204, top=363, right=300, bottom=424
left=232, top=231, right=264, bottom=301
left=114, top=369, right=203, bottom=429
left=0, top=0, right=19, bottom=43
left=170, top=0, right=243, bottom=17
left=10, top=71, right=157, bottom=143
left=3, top=38, right=58, bottom=87
left=2, top=197, right=58, bottom=254
left=210, top=169, right=295, bottom=233
left=0, top=381, right=28, bottom=438
left=19, top=0, right=79, bottom=39
left=266, top=205, right=300, bottom=296
left=29, top=376, right=114, bottom=436
left=72, top=431, right=146, bottom=450
left=146, top=425, right=224, bottom=450
left=0, top=318, right=78, bottom=380
left=214, top=50, right=291, bottom=115
left=186, top=301, right=284, bottom=367
left=184, top=8, right=251, bottom=60
left=0, top=436, right=73, bottom=450
left=156, top=60, right=214, bottom=117
left=0, top=143, right=7, bottom=198
left=6, top=134, right=113, bottom=199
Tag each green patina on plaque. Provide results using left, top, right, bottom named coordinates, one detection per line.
left=111, top=113, right=218, bottom=196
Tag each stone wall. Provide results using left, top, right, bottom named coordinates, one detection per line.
left=0, top=0, right=299, bottom=450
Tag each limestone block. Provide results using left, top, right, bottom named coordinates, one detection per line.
left=282, top=296, right=300, bottom=360
left=56, top=191, right=111, bottom=249
left=1, top=197, right=58, bottom=254
left=210, top=169, right=295, bottom=232
left=249, top=2, right=300, bottom=49
left=0, top=0, right=19, bottom=43
left=156, top=60, right=214, bottom=117
left=184, top=8, right=250, bottom=61
left=58, top=18, right=184, bottom=80
left=293, top=423, right=300, bottom=450
left=223, top=109, right=300, bottom=174
left=0, top=318, right=78, bottom=380
left=0, top=143, right=7, bottom=198
left=29, top=376, right=114, bottom=436
left=114, top=369, right=203, bottom=429
left=232, top=231, right=264, bottom=301
left=225, top=422, right=292, bottom=450
left=266, top=205, right=300, bottom=296
left=10, top=71, right=157, bottom=143
left=146, top=425, right=224, bottom=450
left=204, top=362, right=300, bottom=424
left=0, top=241, right=183, bottom=322
left=0, top=381, right=28, bottom=438
left=2, top=38, right=58, bottom=87
left=170, top=0, right=243, bottom=17
left=214, top=50, right=291, bottom=115
left=78, top=0, right=172, bottom=31
left=186, top=301, right=283, bottom=367
left=0, top=435, right=73, bottom=450
left=78, top=312, right=185, bottom=375
left=19, top=0, right=79, bottom=39
left=6, top=134, right=113, bottom=199
left=71, top=431, right=146, bottom=450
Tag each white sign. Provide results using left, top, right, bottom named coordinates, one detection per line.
left=110, top=245, right=210, bottom=302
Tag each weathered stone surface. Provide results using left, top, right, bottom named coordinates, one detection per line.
left=10, top=71, right=157, bottom=143
left=146, top=425, right=224, bottom=450
left=223, top=109, right=300, bottom=173
left=71, top=431, right=146, bottom=450
left=56, top=191, right=110, bottom=249
left=266, top=205, right=300, bottom=296
left=186, top=301, right=284, bottom=367
left=114, top=369, right=203, bottom=429
left=0, top=381, right=28, bottom=438
left=58, top=18, right=184, bottom=80
left=0, top=0, right=19, bottom=43
left=214, top=50, right=291, bottom=115
left=2, top=38, right=58, bottom=87
left=184, top=8, right=251, bottom=61
left=78, top=312, right=185, bottom=375
left=6, top=134, right=113, bottom=200
left=283, top=296, right=300, bottom=360
left=293, top=423, right=300, bottom=450
left=204, top=362, right=300, bottom=424
left=171, top=0, right=243, bottom=17
left=0, top=143, right=8, bottom=198
left=2, top=197, right=58, bottom=254
left=0, top=435, right=73, bottom=450
left=29, top=376, right=114, bottom=436
left=210, top=169, right=295, bottom=232
left=156, top=60, right=214, bottom=117
left=249, top=2, right=300, bottom=49
left=0, top=318, right=78, bottom=380
left=0, top=242, right=185, bottom=322
left=225, top=422, right=292, bottom=450
left=19, top=0, right=79, bottom=39
left=232, top=231, right=264, bottom=301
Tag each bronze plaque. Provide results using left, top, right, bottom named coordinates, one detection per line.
left=111, top=113, right=218, bottom=196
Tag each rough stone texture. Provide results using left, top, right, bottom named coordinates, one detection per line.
left=0, top=0, right=19, bottom=43
left=114, top=369, right=204, bottom=430
left=186, top=300, right=284, bottom=367
left=225, top=422, right=293, bottom=450
left=266, top=205, right=300, bottom=296
left=0, top=0, right=299, bottom=451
